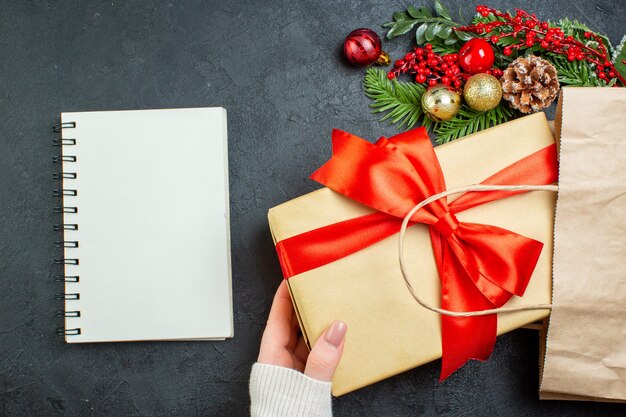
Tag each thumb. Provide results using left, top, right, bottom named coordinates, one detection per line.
left=304, top=321, right=347, bottom=382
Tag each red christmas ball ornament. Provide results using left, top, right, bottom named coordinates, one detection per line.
left=343, top=28, right=390, bottom=66
left=458, top=38, right=495, bottom=74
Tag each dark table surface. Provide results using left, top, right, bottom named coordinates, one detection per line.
left=1, top=0, right=625, bottom=416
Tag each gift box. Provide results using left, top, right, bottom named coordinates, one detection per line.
left=268, top=112, right=557, bottom=396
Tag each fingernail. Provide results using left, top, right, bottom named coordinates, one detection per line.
left=324, top=321, right=347, bottom=348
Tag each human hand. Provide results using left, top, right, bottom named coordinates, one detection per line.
left=257, top=280, right=347, bottom=382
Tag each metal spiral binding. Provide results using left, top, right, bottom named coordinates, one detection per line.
left=53, top=121, right=81, bottom=337
left=53, top=156, right=77, bottom=164
left=53, top=138, right=76, bottom=146
left=56, top=310, right=81, bottom=318
left=53, top=189, right=77, bottom=197
left=54, top=224, right=78, bottom=231
left=57, top=328, right=81, bottom=336
left=54, top=275, right=79, bottom=283
left=53, top=207, right=78, bottom=214
left=52, top=172, right=77, bottom=180
left=54, top=241, right=79, bottom=248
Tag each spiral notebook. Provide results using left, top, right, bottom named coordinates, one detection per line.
left=54, top=107, right=233, bottom=343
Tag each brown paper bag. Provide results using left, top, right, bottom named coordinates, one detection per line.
left=540, top=87, right=626, bottom=402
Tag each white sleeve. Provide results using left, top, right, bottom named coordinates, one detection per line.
left=249, top=363, right=333, bottom=417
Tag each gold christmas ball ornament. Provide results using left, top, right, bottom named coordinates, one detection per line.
left=463, top=73, right=503, bottom=112
left=421, top=85, right=462, bottom=122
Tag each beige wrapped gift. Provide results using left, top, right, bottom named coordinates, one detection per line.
left=268, top=113, right=556, bottom=396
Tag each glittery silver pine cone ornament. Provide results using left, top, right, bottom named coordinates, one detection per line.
left=501, top=55, right=559, bottom=114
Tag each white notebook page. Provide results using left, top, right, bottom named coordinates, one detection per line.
left=60, top=107, right=232, bottom=342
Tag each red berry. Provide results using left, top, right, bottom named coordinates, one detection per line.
left=428, top=59, right=438, bottom=67
left=486, top=70, right=492, bottom=75
left=526, top=39, right=534, bottom=47
left=458, top=38, right=495, bottom=74
left=599, top=72, right=607, bottom=80
left=540, top=41, right=549, bottom=49
left=454, top=80, right=462, bottom=88
left=418, top=61, right=427, bottom=68
left=576, top=53, right=584, bottom=60
left=445, top=69, right=453, bottom=77
left=597, top=65, right=605, bottom=71
left=540, top=22, right=549, bottom=30
left=567, top=54, right=575, bottom=62
left=425, top=44, right=432, bottom=51
left=441, top=63, right=449, bottom=70
left=566, top=36, right=574, bottom=42
left=343, top=28, right=383, bottom=66
left=442, top=76, right=451, bottom=84
left=527, top=21, right=537, bottom=29
left=424, top=68, right=432, bottom=76
left=405, top=53, right=414, bottom=60
left=604, top=61, right=611, bottom=67
left=584, top=32, right=591, bottom=39
left=609, top=71, right=616, bottom=78
left=428, top=79, right=437, bottom=87
left=490, top=35, right=500, bottom=43
left=416, top=74, right=426, bottom=83
left=503, top=46, right=512, bottom=56
left=387, top=72, right=395, bottom=79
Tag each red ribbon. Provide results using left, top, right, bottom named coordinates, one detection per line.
left=276, top=128, right=558, bottom=380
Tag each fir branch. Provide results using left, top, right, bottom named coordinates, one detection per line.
left=548, top=53, right=609, bottom=86
left=363, top=68, right=433, bottom=130
left=433, top=104, right=516, bottom=144
left=613, top=35, right=626, bottom=83
left=363, top=69, right=518, bottom=144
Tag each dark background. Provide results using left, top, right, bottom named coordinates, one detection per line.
left=1, top=0, right=625, bottom=416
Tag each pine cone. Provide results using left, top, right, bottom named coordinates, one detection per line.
left=500, top=55, right=559, bottom=114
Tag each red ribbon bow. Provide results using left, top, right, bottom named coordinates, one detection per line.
left=276, top=128, right=558, bottom=379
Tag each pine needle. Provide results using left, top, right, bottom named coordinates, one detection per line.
left=363, top=68, right=518, bottom=143
left=548, top=53, right=612, bottom=86
left=433, top=103, right=516, bottom=144
left=363, top=68, right=433, bottom=130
